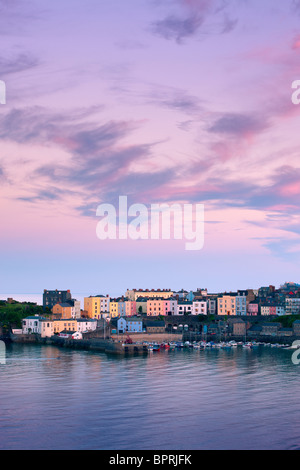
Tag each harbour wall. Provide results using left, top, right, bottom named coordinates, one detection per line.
left=9, top=333, right=150, bottom=355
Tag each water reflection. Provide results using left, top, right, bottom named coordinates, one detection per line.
left=0, top=343, right=299, bottom=450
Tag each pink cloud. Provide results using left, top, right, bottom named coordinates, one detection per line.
left=279, top=182, right=300, bottom=197
left=292, top=35, right=300, bottom=50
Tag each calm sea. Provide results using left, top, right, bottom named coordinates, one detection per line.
left=0, top=343, right=299, bottom=450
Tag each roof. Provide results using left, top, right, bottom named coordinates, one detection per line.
left=146, top=321, right=165, bottom=327
left=53, top=318, right=77, bottom=322
left=56, top=303, right=74, bottom=308
left=24, top=316, right=47, bottom=320
left=248, top=325, right=262, bottom=332
left=77, top=318, right=97, bottom=323
left=227, top=318, right=245, bottom=323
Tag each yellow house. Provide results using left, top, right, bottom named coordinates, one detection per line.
left=217, top=295, right=236, bottom=316
left=126, top=289, right=174, bottom=301
left=84, top=296, right=110, bottom=319
left=53, top=319, right=77, bottom=334
left=109, top=300, right=119, bottom=318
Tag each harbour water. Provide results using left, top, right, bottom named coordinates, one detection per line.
left=0, top=343, right=299, bottom=450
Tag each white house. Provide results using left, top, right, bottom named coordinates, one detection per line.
left=192, top=301, right=207, bottom=315
left=176, top=301, right=193, bottom=315
left=72, top=332, right=83, bottom=340
left=40, top=320, right=54, bottom=338
left=286, top=298, right=300, bottom=315
left=76, top=318, right=97, bottom=333
left=22, top=316, right=46, bottom=334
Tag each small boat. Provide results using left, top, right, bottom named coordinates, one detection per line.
left=222, top=343, right=232, bottom=350
left=243, top=342, right=253, bottom=349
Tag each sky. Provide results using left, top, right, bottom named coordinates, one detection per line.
left=1, top=0, right=300, bottom=300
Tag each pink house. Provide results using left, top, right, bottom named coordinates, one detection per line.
left=147, top=298, right=177, bottom=316
left=247, top=302, right=259, bottom=316
left=147, top=299, right=167, bottom=316
left=125, top=300, right=136, bottom=317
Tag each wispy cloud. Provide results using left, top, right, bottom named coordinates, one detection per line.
left=0, top=53, right=40, bottom=77
left=152, top=15, right=204, bottom=43
left=150, top=0, right=238, bottom=43
left=0, top=106, right=176, bottom=213
left=208, top=113, right=269, bottom=137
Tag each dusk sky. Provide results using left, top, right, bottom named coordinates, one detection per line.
left=1, top=0, right=300, bottom=299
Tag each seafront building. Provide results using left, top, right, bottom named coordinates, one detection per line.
left=53, top=319, right=78, bottom=335
left=84, top=295, right=110, bottom=319
left=247, top=302, right=259, bottom=316
left=52, top=302, right=76, bottom=319
left=109, top=298, right=127, bottom=318
left=22, top=316, right=97, bottom=338
left=146, top=298, right=177, bottom=316
left=176, top=300, right=193, bottom=315
left=191, top=300, right=207, bottom=315
left=261, top=305, right=286, bottom=316
left=43, top=289, right=72, bottom=311
left=117, top=317, right=143, bottom=334
left=125, top=300, right=137, bottom=317
left=285, top=297, right=300, bottom=315
left=217, top=292, right=247, bottom=316
left=31, top=283, right=300, bottom=341
left=22, top=316, right=47, bottom=334
left=217, top=295, right=236, bottom=316
left=126, top=288, right=174, bottom=301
